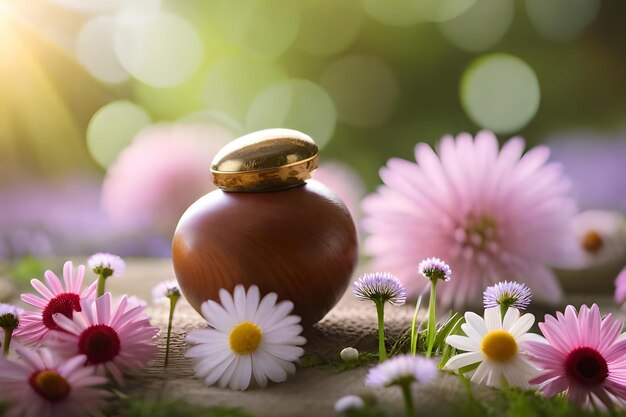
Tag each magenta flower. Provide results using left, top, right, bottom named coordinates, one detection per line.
left=615, top=267, right=626, bottom=305
left=47, top=293, right=158, bottom=385
left=526, top=304, right=626, bottom=409
left=362, top=130, right=577, bottom=308
left=15, top=261, right=97, bottom=345
left=0, top=347, right=109, bottom=417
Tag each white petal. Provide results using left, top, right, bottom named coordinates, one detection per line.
left=460, top=323, right=483, bottom=341
left=245, top=286, right=261, bottom=321
left=502, top=307, right=520, bottom=332
left=484, top=307, right=502, bottom=330
left=444, top=351, right=482, bottom=371
left=233, top=285, right=247, bottom=321
left=446, top=335, right=479, bottom=352
left=254, top=292, right=278, bottom=324
left=509, top=313, right=535, bottom=338
left=464, top=311, right=487, bottom=336
left=262, top=344, right=304, bottom=362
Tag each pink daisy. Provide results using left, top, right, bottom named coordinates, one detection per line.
left=15, top=261, right=97, bottom=345
left=0, top=347, right=109, bottom=417
left=47, top=293, right=158, bottom=385
left=362, top=130, right=577, bottom=308
left=526, top=304, right=626, bottom=409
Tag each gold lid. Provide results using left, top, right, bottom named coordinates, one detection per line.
left=211, top=128, right=319, bottom=192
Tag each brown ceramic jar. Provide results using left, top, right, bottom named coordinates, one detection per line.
left=172, top=129, right=358, bottom=325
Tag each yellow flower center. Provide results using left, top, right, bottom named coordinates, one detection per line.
left=480, top=330, right=517, bottom=362
left=29, top=370, right=71, bottom=402
left=229, top=321, right=263, bottom=354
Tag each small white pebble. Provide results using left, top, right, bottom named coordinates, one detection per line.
left=340, top=347, right=359, bottom=362
left=334, top=395, right=365, bottom=412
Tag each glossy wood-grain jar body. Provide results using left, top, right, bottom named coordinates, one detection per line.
left=172, top=179, right=358, bottom=325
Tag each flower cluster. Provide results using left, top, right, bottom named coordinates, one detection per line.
left=443, top=286, right=626, bottom=409
left=0, top=257, right=159, bottom=416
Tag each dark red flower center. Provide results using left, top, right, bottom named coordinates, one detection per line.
left=78, top=324, right=121, bottom=364
left=42, top=293, right=82, bottom=331
left=564, top=347, right=608, bottom=386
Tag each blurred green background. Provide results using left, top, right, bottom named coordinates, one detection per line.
left=0, top=0, right=625, bottom=262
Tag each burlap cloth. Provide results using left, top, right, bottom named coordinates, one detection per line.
left=106, top=259, right=621, bottom=417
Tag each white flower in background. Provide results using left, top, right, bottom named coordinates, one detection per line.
left=445, top=307, right=540, bottom=388
left=186, top=285, right=306, bottom=390
left=151, top=280, right=181, bottom=305
left=566, top=210, right=626, bottom=268
left=334, top=395, right=365, bottom=412
left=87, top=252, right=126, bottom=277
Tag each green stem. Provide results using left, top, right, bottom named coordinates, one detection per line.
left=375, top=300, right=387, bottom=361
left=500, top=304, right=508, bottom=320
left=97, top=274, right=106, bottom=297
left=164, top=296, right=179, bottom=367
left=426, top=280, right=437, bottom=358
left=400, top=382, right=415, bottom=417
left=410, top=295, right=422, bottom=355
left=3, top=329, right=12, bottom=356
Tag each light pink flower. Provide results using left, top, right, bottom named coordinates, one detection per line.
left=101, top=123, right=234, bottom=236
left=615, top=267, right=626, bottom=305
left=47, top=293, right=158, bottom=385
left=313, top=161, right=365, bottom=221
left=526, top=304, right=626, bottom=409
left=362, top=130, right=577, bottom=308
left=15, top=261, right=97, bottom=345
left=0, top=347, right=109, bottom=417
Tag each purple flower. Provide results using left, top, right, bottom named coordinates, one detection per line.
left=365, top=354, right=437, bottom=387
left=483, top=281, right=532, bottom=310
left=88, top=252, right=126, bottom=277
left=548, top=130, right=626, bottom=213
left=418, top=257, right=452, bottom=282
left=362, top=131, right=577, bottom=308
left=352, top=272, right=407, bottom=305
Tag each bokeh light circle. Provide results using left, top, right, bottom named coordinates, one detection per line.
left=526, top=0, right=600, bottom=43
left=461, top=54, right=540, bottom=134
left=202, top=56, right=286, bottom=123
left=294, top=0, right=363, bottom=57
left=439, top=0, right=515, bottom=52
left=86, top=101, right=152, bottom=168
left=216, top=0, right=300, bottom=60
left=114, top=12, right=204, bottom=88
left=246, top=79, right=336, bottom=149
left=364, top=0, right=474, bottom=26
left=76, top=16, right=129, bottom=84
left=320, top=55, right=399, bottom=127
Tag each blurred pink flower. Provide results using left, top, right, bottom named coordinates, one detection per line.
left=313, top=161, right=365, bottom=221
left=101, top=123, right=234, bottom=236
left=362, top=131, right=577, bottom=308
left=615, top=267, right=626, bottom=305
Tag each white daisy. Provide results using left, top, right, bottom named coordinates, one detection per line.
left=334, top=395, right=365, bottom=412
left=186, top=285, right=306, bottom=390
left=444, top=306, right=540, bottom=388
